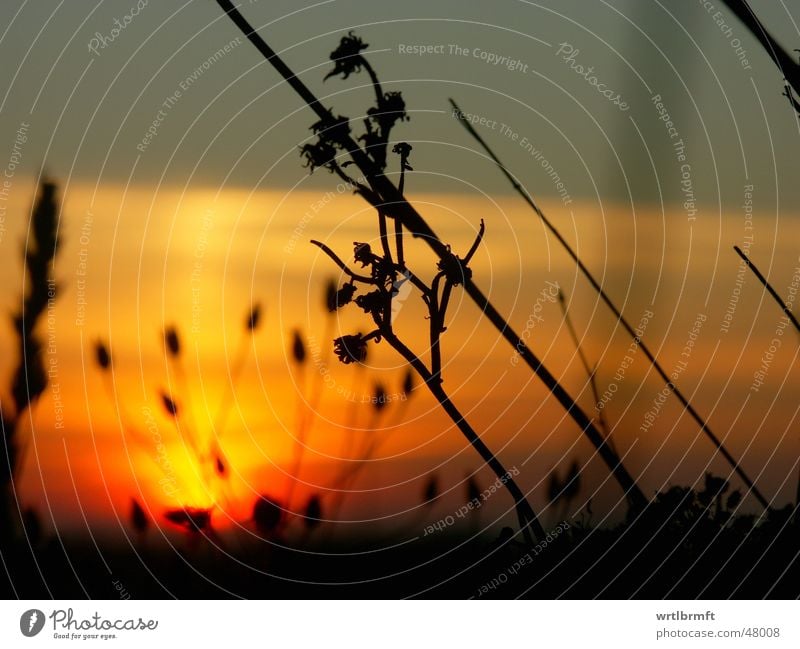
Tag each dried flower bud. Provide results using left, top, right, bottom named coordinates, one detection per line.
left=392, top=142, right=413, bottom=158
left=355, top=290, right=384, bottom=316
left=292, top=330, right=306, bottom=365
left=333, top=334, right=368, bottom=365
left=164, top=326, right=180, bottom=357
left=215, top=454, right=227, bottom=477
left=310, top=114, right=351, bottom=144
left=160, top=392, right=179, bottom=417
left=300, top=139, right=338, bottom=173
left=324, top=31, right=369, bottom=81
left=437, top=250, right=472, bottom=286
left=246, top=303, right=262, bottom=332
left=353, top=242, right=374, bottom=267
left=372, top=382, right=388, bottom=413
left=328, top=282, right=356, bottom=312
left=95, top=341, right=111, bottom=370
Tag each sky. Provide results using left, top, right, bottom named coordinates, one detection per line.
left=1, top=0, right=800, bottom=540
left=0, top=0, right=798, bottom=206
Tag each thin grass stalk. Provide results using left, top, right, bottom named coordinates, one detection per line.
left=718, top=0, right=800, bottom=97
left=732, top=246, right=800, bottom=513
left=214, top=0, right=647, bottom=511
left=383, top=330, right=543, bottom=545
left=557, top=290, right=614, bottom=451
left=734, top=246, right=800, bottom=333
left=285, top=354, right=308, bottom=511
left=450, top=97, right=768, bottom=511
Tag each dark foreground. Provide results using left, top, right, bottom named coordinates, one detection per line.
left=2, top=486, right=799, bottom=599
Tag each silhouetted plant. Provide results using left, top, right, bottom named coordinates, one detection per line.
left=303, top=494, right=323, bottom=531
left=423, top=474, right=440, bottom=507
left=164, top=506, right=213, bottom=534
left=0, top=180, right=60, bottom=545
left=450, top=96, right=767, bottom=510
left=325, top=371, right=412, bottom=527
left=547, top=459, right=582, bottom=523
left=130, top=498, right=149, bottom=540
left=95, top=304, right=262, bottom=538
left=719, top=0, right=800, bottom=108
left=734, top=246, right=800, bottom=333
left=557, top=289, right=613, bottom=450
left=253, top=495, right=284, bottom=536
left=312, top=150, right=543, bottom=544
left=214, top=0, right=647, bottom=514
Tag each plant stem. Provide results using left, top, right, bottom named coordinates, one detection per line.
left=718, top=0, right=800, bottom=97
left=558, top=291, right=614, bottom=450
left=214, top=0, right=647, bottom=511
left=383, top=331, right=543, bottom=545
left=734, top=246, right=800, bottom=333
left=396, top=161, right=406, bottom=266
left=450, top=97, right=768, bottom=511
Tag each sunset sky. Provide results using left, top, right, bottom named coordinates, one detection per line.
left=1, top=0, right=799, bottom=543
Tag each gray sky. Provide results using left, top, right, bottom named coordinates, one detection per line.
left=1, top=0, right=799, bottom=211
